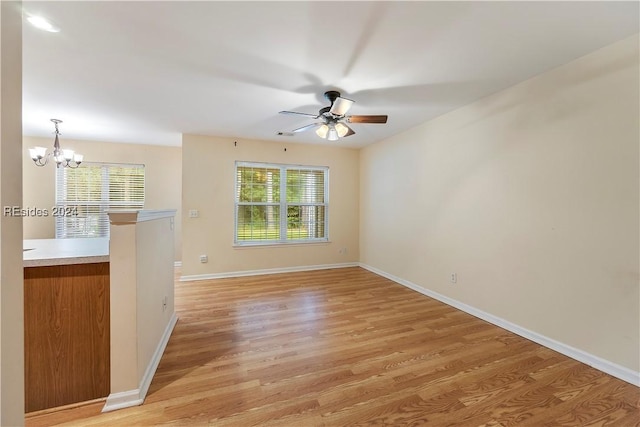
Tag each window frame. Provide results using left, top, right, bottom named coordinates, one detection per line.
left=55, top=162, right=145, bottom=238
left=234, top=161, right=329, bottom=246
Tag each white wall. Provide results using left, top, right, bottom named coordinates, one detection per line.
left=181, top=135, right=359, bottom=277
left=135, top=217, right=175, bottom=383
left=360, top=35, right=639, bottom=373
left=0, top=1, right=24, bottom=424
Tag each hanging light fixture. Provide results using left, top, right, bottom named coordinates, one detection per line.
left=315, top=121, right=351, bottom=141
left=29, top=119, right=83, bottom=168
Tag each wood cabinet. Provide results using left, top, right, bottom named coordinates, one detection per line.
left=24, top=262, right=110, bottom=413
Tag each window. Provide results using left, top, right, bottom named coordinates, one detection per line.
left=235, top=162, right=328, bottom=245
left=55, top=162, right=145, bottom=238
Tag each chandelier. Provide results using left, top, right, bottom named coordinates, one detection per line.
left=29, top=119, right=83, bottom=168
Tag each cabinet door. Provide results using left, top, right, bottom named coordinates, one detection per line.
left=24, top=262, right=110, bottom=413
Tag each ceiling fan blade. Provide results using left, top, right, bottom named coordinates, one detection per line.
left=347, top=115, right=388, bottom=124
left=291, top=123, right=322, bottom=133
left=342, top=124, right=355, bottom=137
left=279, top=110, right=318, bottom=118
left=329, top=97, right=354, bottom=116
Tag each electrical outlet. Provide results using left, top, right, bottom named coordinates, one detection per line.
left=162, top=296, right=168, bottom=312
left=450, top=273, right=457, bottom=284
left=339, top=247, right=348, bottom=255
left=189, top=209, right=199, bottom=218
left=200, top=255, right=208, bottom=263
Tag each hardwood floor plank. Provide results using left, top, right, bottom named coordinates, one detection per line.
left=26, top=267, right=639, bottom=426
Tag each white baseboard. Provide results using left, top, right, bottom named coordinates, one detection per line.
left=179, top=262, right=359, bottom=282
left=139, top=312, right=178, bottom=399
left=102, top=389, right=143, bottom=413
left=359, top=263, right=640, bottom=387
left=102, top=312, right=179, bottom=413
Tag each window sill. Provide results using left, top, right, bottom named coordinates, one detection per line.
left=233, top=240, right=331, bottom=249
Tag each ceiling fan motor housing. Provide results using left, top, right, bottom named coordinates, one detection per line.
left=318, top=106, right=333, bottom=123
left=324, top=90, right=342, bottom=105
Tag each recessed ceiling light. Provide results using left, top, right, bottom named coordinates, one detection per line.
left=27, top=16, right=60, bottom=33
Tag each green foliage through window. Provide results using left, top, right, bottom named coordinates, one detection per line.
left=55, top=162, right=145, bottom=238
left=235, top=162, right=328, bottom=244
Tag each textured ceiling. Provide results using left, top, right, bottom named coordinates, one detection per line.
left=21, top=1, right=639, bottom=147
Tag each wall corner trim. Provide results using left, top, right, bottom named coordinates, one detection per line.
left=102, top=312, right=178, bottom=413
left=179, top=262, right=359, bottom=282
left=359, top=263, right=640, bottom=387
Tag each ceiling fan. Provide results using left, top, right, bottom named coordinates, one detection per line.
left=279, top=90, right=388, bottom=141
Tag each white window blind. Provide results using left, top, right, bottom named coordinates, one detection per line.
left=55, top=162, right=145, bottom=238
left=235, top=162, right=328, bottom=244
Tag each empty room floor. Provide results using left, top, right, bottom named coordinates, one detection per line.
left=26, top=267, right=639, bottom=426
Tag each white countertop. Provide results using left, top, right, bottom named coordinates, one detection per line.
left=23, top=238, right=110, bottom=267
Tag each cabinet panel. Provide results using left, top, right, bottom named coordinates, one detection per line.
left=24, top=262, right=110, bottom=413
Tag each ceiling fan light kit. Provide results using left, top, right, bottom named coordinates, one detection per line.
left=280, top=90, right=388, bottom=142
left=316, top=122, right=349, bottom=141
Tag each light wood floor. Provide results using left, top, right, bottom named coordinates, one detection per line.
left=26, top=267, right=639, bottom=426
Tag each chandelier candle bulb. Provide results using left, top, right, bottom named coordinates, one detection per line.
left=29, top=147, right=47, bottom=161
